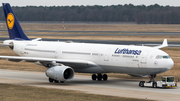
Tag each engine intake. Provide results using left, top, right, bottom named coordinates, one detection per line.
left=46, top=66, right=74, bottom=81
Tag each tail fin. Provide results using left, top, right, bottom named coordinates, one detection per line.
left=2, top=3, right=30, bottom=40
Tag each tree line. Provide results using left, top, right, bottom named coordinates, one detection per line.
left=0, top=4, right=180, bottom=24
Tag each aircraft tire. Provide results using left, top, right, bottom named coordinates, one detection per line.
left=92, top=74, right=97, bottom=80
left=139, top=81, right=144, bottom=87
left=153, top=82, right=157, bottom=88
left=139, top=81, right=142, bottom=86
left=97, top=74, right=102, bottom=81
left=54, top=80, right=59, bottom=83
left=103, top=74, right=108, bottom=81
left=49, top=78, right=54, bottom=83
left=60, top=81, right=64, bottom=83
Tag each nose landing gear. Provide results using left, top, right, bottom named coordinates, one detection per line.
left=91, top=74, right=108, bottom=81
left=139, top=74, right=157, bottom=88
left=149, top=74, right=156, bottom=82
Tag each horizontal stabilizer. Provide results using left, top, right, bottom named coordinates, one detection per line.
left=0, top=43, right=13, bottom=47
left=32, top=38, right=42, bottom=41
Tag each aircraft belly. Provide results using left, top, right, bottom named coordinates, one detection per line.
left=74, top=66, right=106, bottom=73
left=100, top=65, right=139, bottom=74
left=145, top=68, right=169, bottom=74
left=75, top=65, right=169, bottom=75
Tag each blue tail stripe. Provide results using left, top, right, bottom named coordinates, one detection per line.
left=2, top=3, right=30, bottom=40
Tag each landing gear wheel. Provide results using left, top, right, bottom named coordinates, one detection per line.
left=139, top=81, right=144, bottom=87
left=97, top=74, right=102, bottom=81
left=60, top=81, right=64, bottom=83
left=54, top=80, right=59, bottom=83
left=102, top=74, right=108, bottom=81
left=153, top=83, right=157, bottom=88
left=92, top=74, right=97, bottom=81
left=49, top=78, right=53, bottom=83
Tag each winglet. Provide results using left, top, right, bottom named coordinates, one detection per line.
left=154, top=39, right=168, bottom=49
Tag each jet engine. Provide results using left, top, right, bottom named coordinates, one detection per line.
left=46, top=65, right=74, bottom=82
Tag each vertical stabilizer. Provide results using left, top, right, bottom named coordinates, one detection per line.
left=2, top=3, right=30, bottom=40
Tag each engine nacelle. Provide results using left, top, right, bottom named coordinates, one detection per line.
left=46, top=66, right=74, bottom=81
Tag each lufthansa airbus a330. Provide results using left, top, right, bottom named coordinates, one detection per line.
left=0, top=3, right=174, bottom=83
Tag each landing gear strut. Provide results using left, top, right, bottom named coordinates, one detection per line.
left=150, top=74, right=156, bottom=82
left=91, top=74, right=108, bottom=81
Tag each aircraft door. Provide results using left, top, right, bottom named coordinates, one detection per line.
left=140, top=51, right=149, bottom=67
left=21, top=43, right=25, bottom=56
left=104, top=49, right=111, bottom=65
left=55, top=47, right=61, bottom=59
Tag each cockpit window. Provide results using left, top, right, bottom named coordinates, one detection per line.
left=163, top=56, right=170, bottom=59
left=156, top=55, right=162, bottom=59
left=156, top=55, right=170, bottom=59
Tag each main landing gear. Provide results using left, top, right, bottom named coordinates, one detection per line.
left=92, top=74, right=108, bottom=81
left=49, top=78, right=64, bottom=83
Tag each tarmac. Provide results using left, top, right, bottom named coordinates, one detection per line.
left=0, top=69, right=179, bottom=101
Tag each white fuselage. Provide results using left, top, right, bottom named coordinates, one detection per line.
left=8, top=40, right=174, bottom=75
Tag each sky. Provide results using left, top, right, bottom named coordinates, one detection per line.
left=1, top=0, right=180, bottom=7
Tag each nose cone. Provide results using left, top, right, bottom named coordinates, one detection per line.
left=166, top=59, right=174, bottom=70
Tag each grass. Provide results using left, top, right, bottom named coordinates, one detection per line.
left=0, top=47, right=45, bottom=72
left=1, top=23, right=180, bottom=41
left=16, top=23, right=180, bottom=32
left=1, top=35, right=180, bottom=42
left=0, top=83, right=148, bottom=101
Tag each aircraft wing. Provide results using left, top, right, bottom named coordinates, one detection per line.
left=0, top=56, right=98, bottom=68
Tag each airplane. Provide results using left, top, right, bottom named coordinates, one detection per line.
left=0, top=3, right=174, bottom=84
